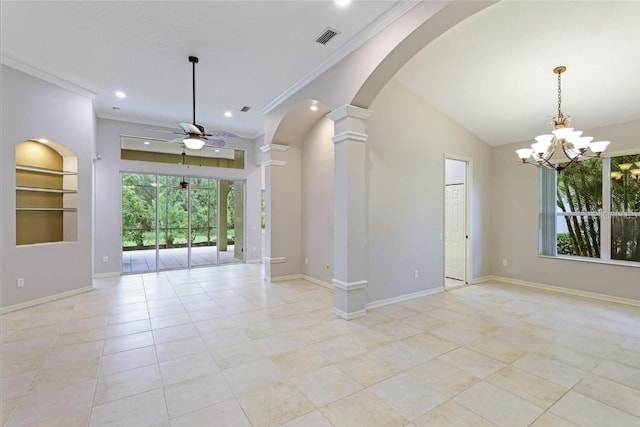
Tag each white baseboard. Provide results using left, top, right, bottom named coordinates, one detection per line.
left=1, top=286, right=94, bottom=314
left=246, top=259, right=262, bottom=264
left=471, top=275, right=499, bottom=284
left=268, top=274, right=303, bottom=282
left=491, top=275, right=640, bottom=307
left=93, top=272, right=121, bottom=279
left=333, top=307, right=367, bottom=320
left=301, top=275, right=333, bottom=290
left=365, top=287, right=443, bottom=310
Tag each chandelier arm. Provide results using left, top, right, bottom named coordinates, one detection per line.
left=538, top=156, right=559, bottom=171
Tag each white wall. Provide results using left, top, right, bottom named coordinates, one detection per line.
left=491, top=119, right=640, bottom=300
left=365, top=78, right=493, bottom=303
left=94, top=118, right=262, bottom=275
left=301, top=117, right=335, bottom=284
left=1, top=65, right=95, bottom=307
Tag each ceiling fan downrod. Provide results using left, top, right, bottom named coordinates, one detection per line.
left=189, top=55, right=198, bottom=126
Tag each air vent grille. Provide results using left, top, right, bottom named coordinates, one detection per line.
left=240, top=106, right=251, bottom=112
left=314, top=28, right=340, bottom=45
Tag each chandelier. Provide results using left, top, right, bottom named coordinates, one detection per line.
left=516, top=66, right=610, bottom=172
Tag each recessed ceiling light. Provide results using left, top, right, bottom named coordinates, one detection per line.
left=143, top=141, right=150, bottom=145
left=115, top=91, right=126, bottom=98
left=224, top=111, right=232, bottom=118
left=310, top=105, right=319, bottom=112
left=215, top=149, right=220, bottom=152
left=335, top=0, right=350, bottom=7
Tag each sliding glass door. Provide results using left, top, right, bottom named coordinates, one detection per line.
left=219, top=180, right=244, bottom=264
left=122, top=173, right=244, bottom=273
left=190, top=178, right=218, bottom=267
left=158, top=176, right=189, bottom=270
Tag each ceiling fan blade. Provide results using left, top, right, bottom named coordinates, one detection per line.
left=203, top=130, right=238, bottom=139
left=204, top=138, right=226, bottom=147
left=179, top=122, right=201, bottom=135
left=143, top=128, right=178, bottom=134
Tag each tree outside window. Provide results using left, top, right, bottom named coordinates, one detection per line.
left=551, top=154, right=640, bottom=263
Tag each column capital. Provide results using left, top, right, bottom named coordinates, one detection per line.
left=328, top=105, right=373, bottom=122
left=332, top=131, right=368, bottom=145
left=262, top=160, right=286, bottom=167
left=259, top=143, right=290, bottom=153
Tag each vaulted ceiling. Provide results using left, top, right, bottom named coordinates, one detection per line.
left=2, top=1, right=639, bottom=146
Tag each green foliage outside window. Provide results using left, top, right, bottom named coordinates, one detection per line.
left=556, top=159, right=602, bottom=258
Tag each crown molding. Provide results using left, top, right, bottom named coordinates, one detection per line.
left=2, top=55, right=96, bottom=100
left=261, top=1, right=420, bottom=115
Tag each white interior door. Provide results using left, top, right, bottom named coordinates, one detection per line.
left=445, top=183, right=465, bottom=280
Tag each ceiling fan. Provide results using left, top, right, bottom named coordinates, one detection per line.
left=167, top=56, right=238, bottom=150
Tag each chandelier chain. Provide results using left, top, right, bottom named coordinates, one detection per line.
left=557, top=71, right=563, bottom=119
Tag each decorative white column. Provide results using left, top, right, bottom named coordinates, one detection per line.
left=328, top=105, right=372, bottom=320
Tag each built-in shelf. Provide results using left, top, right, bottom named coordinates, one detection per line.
left=16, top=207, right=77, bottom=211
left=15, top=140, right=79, bottom=245
left=16, top=186, right=76, bottom=194
left=15, top=165, right=77, bottom=175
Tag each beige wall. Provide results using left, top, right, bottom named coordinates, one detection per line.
left=366, top=78, right=493, bottom=303
left=491, top=119, right=640, bottom=300
left=2, top=65, right=95, bottom=308
left=301, top=117, right=335, bottom=284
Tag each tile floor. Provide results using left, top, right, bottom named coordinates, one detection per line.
left=2, top=263, right=640, bottom=426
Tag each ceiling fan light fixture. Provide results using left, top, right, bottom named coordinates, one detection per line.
left=183, top=137, right=204, bottom=150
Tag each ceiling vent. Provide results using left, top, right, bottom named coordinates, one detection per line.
left=240, top=106, right=251, bottom=112
left=314, top=28, right=340, bottom=45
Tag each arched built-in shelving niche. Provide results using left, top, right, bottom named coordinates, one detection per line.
left=15, top=139, right=78, bottom=245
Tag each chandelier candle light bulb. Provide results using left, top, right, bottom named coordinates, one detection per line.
left=516, top=66, right=611, bottom=172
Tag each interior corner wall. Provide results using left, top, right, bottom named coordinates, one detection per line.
left=365, top=78, right=492, bottom=304
left=94, top=118, right=261, bottom=276
left=267, top=147, right=303, bottom=278
left=301, top=117, right=335, bottom=285
left=1, top=65, right=95, bottom=308
left=490, top=119, right=640, bottom=300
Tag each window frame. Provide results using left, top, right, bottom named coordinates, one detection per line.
left=539, top=149, right=640, bottom=267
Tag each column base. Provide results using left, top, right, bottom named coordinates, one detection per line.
left=332, top=279, right=367, bottom=320
left=333, top=307, right=367, bottom=320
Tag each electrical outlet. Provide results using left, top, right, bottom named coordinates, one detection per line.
left=502, top=259, right=508, bottom=267
left=414, top=269, right=419, bottom=279
left=103, top=256, right=109, bottom=263
left=305, top=258, right=308, bottom=265
left=16, top=278, right=24, bottom=288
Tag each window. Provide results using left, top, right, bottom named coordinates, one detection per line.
left=120, top=136, right=245, bottom=170
left=541, top=153, right=640, bottom=264
left=610, top=154, right=640, bottom=261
